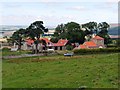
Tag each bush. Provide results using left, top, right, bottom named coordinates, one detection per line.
left=2, top=48, right=10, bottom=51
left=73, top=48, right=120, bottom=54
left=66, top=45, right=74, bottom=50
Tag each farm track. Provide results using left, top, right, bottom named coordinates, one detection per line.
left=2, top=53, right=56, bottom=59
left=6, top=55, right=96, bottom=63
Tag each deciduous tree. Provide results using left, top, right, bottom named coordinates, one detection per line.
left=11, top=28, right=26, bottom=50
left=97, top=22, right=111, bottom=45
left=25, top=21, right=48, bottom=53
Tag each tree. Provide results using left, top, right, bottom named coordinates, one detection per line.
left=53, top=22, right=86, bottom=44
left=64, top=22, right=85, bottom=44
left=53, top=24, right=67, bottom=40
left=54, top=24, right=65, bottom=37
left=66, top=45, right=74, bottom=50
left=25, top=21, right=48, bottom=53
left=50, top=37, right=59, bottom=43
left=116, top=39, right=120, bottom=47
left=82, top=21, right=98, bottom=41
left=98, top=22, right=109, bottom=30
left=97, top=22, right=111, bottom=45
left=11, top=28, right=26, bottom=50
left=82, top=21, right=97, bottom=34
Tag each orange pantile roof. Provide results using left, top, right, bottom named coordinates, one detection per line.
left=53, top=43, right=63, bottom=46
left=84, top=41, right=97, bottom=47
left=79, top=45, right=87, bottom=49
left=93, top=36, right=104, bottom=40
left=25, top=38, right=68, bottom=47
left=25, top=39, right=34, bottom=45
left=54, top=39, right=68, bottom=46
left=40, top=38, right=51, bottom=43
left=25, top=38, right=52, bottom=46
left=58, top=39, right=68, bottom=45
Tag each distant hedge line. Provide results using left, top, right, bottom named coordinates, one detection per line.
left=73, top=48, right=120, bottom=54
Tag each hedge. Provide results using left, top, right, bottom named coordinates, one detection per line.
left=2, top=48, right=10, bottom=51
left=73, top=48, right=120, bottom=54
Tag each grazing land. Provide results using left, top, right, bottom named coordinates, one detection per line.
left=2, top=52, right=119, bottom=88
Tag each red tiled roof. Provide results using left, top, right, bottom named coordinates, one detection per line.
left=25, top=38, right=68, bottom=47
left=79, top=45, right=86, bottom=49
left=93, top=36, right=104, bottom=40
left=53, top=43, right=63, bottom=47
left=73, top=47, right=78, bottom=50
left=53, top=39, right=68, bottom=46
left=25, top=39, right=34, bottom=45
left=25, top=38, right=51, bottom=46
left=58, top=39, right=68, bottom=45
left=84, top=41, right=97, bottom=47
left=40, top=38, right=51, bottom=43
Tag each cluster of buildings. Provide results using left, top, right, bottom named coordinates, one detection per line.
left=10, top=35, right=106, bottom=51
left=1, top=24, right=119, bottom=50
left=1, top=27, right=109, bottom=50
left=77, top=36, right=105, bottom=49
left=20, top=38, right=70, bottom=51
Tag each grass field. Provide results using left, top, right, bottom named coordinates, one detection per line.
left=2, top=52, right=119, bottom=88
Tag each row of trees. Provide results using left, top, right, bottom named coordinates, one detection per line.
left=51, top=21, right=111, bottom=45
left=8, top=21, right=111, bottom=53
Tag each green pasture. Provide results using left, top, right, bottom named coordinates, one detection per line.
left=2, top=52, right=119, bottom=88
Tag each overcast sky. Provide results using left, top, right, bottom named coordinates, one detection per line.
left=0, top=0, right=119, bottom=27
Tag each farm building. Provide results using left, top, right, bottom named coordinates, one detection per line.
left=76, top=35, right=105, bottom=49
left=21, top=38, right=70, bottom=51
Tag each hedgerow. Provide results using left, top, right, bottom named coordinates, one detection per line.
left=73, top=48, right=120, bottom=54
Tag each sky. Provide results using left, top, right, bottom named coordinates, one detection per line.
left=0, top=0, right=119, bottom=27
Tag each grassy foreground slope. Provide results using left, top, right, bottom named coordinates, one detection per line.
left=2, top=53, right=118, bottom=88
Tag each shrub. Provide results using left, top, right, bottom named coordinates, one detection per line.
left=73, top=48, right=120, bottom=54
left=66, top=45, right=74, bottom=50
left=2, top=48, right=10, bottom=51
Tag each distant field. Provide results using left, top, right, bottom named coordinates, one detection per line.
left=2, top=53, right=119, bottom=88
